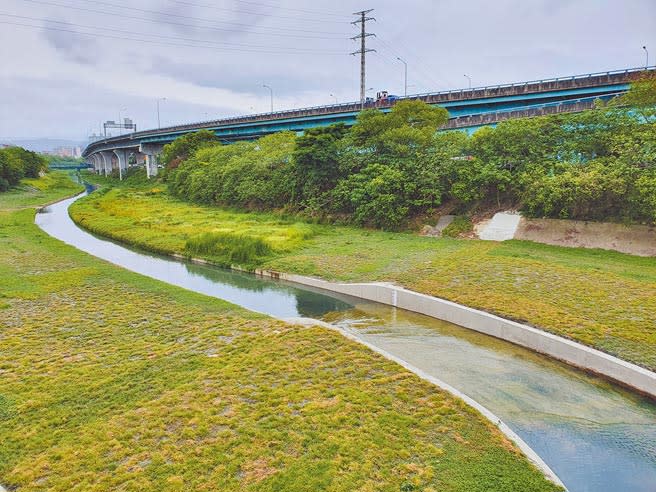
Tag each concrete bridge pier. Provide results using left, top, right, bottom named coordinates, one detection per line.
left=139, top=143, right=164, bottom=178
left=91, top=153, right=105, bottom=175
left=99, top=151, right=115, bottom=176
left=89, top=154, right=102, bottom=174
left=113, top=149, right=130, bottom=180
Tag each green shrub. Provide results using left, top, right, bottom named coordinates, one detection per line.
left=442, top=216, right=472, bottom=237
left=332, top=163, right=410, bottom=230
left=161, top=129, right=219, bottom=171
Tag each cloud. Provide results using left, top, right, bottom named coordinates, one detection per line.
left=40, top=21, right=99, bottom=65
left=0, top=0, right=654, bottom=140
left=148, top=1, right=271, bottom=41
left=149, top=56, right=352, bottom=97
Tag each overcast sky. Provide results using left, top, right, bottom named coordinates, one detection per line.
left=1, top=0, right=654, bottom=141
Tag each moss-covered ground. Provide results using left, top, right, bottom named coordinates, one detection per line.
left=0, top=176, right=561, bottom=490
left=69, top=176, right=656, bottom=372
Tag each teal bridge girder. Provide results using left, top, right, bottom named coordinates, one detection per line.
left=83, top=65, right=655, bottom=160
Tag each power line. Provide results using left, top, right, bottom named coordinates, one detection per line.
left=376, top=36, right=454, bottom=90
left=75, top=0, right=351, bottom=34
left=161, top=0, right=350, bottom=24
left=232, top=0, right=351, bottom=19
left=21, top=0, right=349, bottom=39
left=351, top=9, right=376, bottom=108
left=0, top=20, right=347, bottom=55
left=0, top=13, right=346, bottom=53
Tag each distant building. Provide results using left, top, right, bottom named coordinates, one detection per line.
left=42, top=146, right=82, bottom=158
left=54, top=146, right=74, bottom=157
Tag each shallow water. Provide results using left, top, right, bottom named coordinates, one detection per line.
left=36, top=193, right=656, bottom=492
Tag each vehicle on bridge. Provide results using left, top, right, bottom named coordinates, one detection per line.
left=375, top=91, right=401, bottom=104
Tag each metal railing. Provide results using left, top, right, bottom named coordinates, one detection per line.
left=443, top=89, right=631, bottom=129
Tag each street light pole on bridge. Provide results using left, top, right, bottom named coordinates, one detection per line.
left=157, top=97, right=166, bottom=129
left=263, top=84, right=273, bottom=113
left=643, top=46, right=649, bottom=69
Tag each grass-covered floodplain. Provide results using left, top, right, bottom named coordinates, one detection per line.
left=0, top=170, right=83, bottom=209
left=0, top=177, right=562, bottom=490
left=70, top=176, right=656, bottom=373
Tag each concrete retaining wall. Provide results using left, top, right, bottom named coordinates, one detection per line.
left=256, top=269, right=656, bottom=400
left=515, top=217, right=656, bottom=257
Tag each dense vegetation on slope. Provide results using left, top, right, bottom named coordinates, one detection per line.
left=0, top=175, right=562, bottom=491
left=71, top=180, right=656, bottom=372
left=163, top=76, right=656, bottom=230
left=0, top=146, right=47, bottom=191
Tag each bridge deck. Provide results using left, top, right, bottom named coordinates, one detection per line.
left=84, top=66, right=654, bottom=157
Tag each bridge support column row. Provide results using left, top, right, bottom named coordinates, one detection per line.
left=88, top=144, right=163, bottom=179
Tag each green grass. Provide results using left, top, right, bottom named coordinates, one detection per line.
left=70, top=177, right=656, bottom=372
left=0, top=176, right=561, bottom=490
left=0, top=171, right=83, bottom=210
left=70, top=185, right=319, bottom=262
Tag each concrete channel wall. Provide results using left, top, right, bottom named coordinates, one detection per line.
left=255, top=269, right=656, bottom=400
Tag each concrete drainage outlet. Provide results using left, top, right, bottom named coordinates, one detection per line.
left=478, top=212, right=521, bottom=241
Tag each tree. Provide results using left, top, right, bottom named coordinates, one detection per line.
left=0, top=149, right=25, bottom=190
left=292, top=123, right=348, bottom=207
left=349, top=100, right=448, bottom=154
left=2, top=147, right=46, bottom=178
left=617, top=73, right=656, bottom=120
left=332, top=162, right=409, bottom=229
left=349, top=100, right=449, bottom=155
left=161, top=130, right=220, bottom=171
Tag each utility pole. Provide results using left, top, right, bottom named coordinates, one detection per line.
left=351, top=9, right=375, bottom=109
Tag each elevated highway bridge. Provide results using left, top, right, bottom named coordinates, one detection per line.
left=83, top=66, right=654, bottom=177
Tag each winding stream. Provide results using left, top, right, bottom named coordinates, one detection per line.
left=36, top=193, right=656, bottom=492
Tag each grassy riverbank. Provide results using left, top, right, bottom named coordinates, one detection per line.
left=0, top=178, right=560, bottom=490
left=70, top=176, right=656, bottom=372
left=0, top=170, right=82, bottom=209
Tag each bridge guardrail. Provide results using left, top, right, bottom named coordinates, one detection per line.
left=445, top=101, right=598, bottom=129
left=84, top=66, right=654, bottom=155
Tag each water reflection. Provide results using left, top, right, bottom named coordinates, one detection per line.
left=331, top=305, right=656, bottom=492
left=183, top=261, right=355, bottom=318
